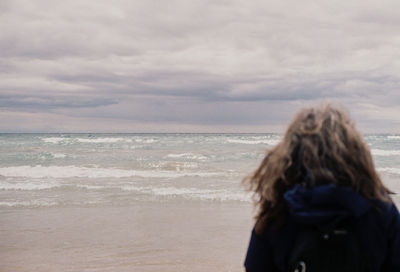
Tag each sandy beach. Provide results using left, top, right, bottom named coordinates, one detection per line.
left=0, top=200, right=254, bottom=272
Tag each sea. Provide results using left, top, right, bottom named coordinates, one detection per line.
left=1, top=133, right=399, bottom=272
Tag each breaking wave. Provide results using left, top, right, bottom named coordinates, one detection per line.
left=165, top=153, right=208, bottom=161
left=0, top=165, right=223, bottom=179
left=227, top=139, right=280, bottom=146
left=377, top=167, right=400, bottom=175
left=371, top=149, right=400, bottom=156
left=121, top=185, right=251, bottom=202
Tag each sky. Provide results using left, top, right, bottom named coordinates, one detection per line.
left=1, top=0, right=400, bottom=133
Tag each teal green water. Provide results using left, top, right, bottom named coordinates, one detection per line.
left=0, top=133, right=399, bottom=208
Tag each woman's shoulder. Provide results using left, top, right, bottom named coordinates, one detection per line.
left=381, top=200, right=400, bottom=233
left=356, top=198, right=400, bottom=255
left=245, top=218, right=298, bottom=272
left=365, top=199, right=400, bottom=271
left=367, top=198, right=400, bottom=229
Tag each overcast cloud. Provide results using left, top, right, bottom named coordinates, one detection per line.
left=1, top=0, right=400, bottom=132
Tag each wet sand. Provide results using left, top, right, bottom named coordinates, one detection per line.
left=0, top=200, right=254, bottom=272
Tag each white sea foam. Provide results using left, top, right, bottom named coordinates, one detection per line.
left=0, top=199, right=100, bottom=207
left=120, top=185, right=149, bottom=193
left=121, top=185, right=251, bottom=202
left=151, top=187, right=216, bottom=196
left=76, top=184, right=106, bottom=190
left=371, top=149, right=400, bottom=156
left=52, top=153, right=67, bottom=158
left=388, top=136, right=400, bottom=139
left=0, top=165, right=222, bottom=179
left=134, top=138, right=158, bottom=143
left=42, top=137, right=66, bottom=144
left=227, top=139, right=280, bottom=146
left=0, top=200, right=57, bottom=207
left=0, top=180, right=111, bottom=191
left=0, top=181, right=60, bottom=191
left=150, top=161, right=199, bottom=171
left=166, top=153, right=208, bottom=161
left=76, top=138, right=125, bottom=143
left=42, top=137, right=130, bottom=144
left=377, top=167, right=400, bottom=175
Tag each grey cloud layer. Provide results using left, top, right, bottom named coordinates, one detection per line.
left=1, top=0, right=400, bottom=132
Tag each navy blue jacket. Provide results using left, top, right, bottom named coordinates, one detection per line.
left=244, top=184, right=400, bottom=272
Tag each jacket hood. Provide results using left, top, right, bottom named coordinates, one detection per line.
left=284, top=184, right=370, bottom=230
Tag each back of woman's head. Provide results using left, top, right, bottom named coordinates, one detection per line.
left=245, top=104, right=390, bottom=233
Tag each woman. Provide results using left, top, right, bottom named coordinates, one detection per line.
left=244, top=104, right=400, bottom=272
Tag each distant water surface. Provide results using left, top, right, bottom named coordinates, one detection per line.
left=0, top=133, right=280, bottom=207
left=0, top=133, right=399, bottom=207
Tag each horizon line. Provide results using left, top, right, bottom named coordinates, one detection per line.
left=0, top=132, right=399, bottom=135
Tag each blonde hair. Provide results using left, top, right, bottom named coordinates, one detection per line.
left=244, top=104, right=391, bottom=234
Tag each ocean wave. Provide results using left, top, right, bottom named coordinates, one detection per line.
left=76, top=137, right=126, bottom=143
left=133, top=138, right=158, bottom=143
left=42, top=137, right=66, bottom=144
left=76, top=184, right=108, bottom=190
left=377, top=167, right=400, bottom=175
left=0, top=181, right=60, bottom=191
left=42, top=137, right=130, bottom=144
left=0, top=180, right=120, bottom=191
left=121, top=185, right=251, bottom=202
left=0, top=200, right=58, bottom=207
left=371, top=149, right=400, bottom=156
left=165, top=153, right=208, bottom=161
left=227, top=139, right=280, bottom=145
left=0, top=199, right=101, bottom=207
left=0, top=165, right=222, bottom=179
left=52, top=153, right=67, bottom=158
left=388, top=136, right=400, bottom=139
left=149, top=161, right=199, bottom=171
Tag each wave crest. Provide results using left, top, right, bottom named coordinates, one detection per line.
left=0, top=165, right=222, bottom=179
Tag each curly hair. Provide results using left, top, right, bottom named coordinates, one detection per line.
left=244, top=104, right=391, bottom=234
